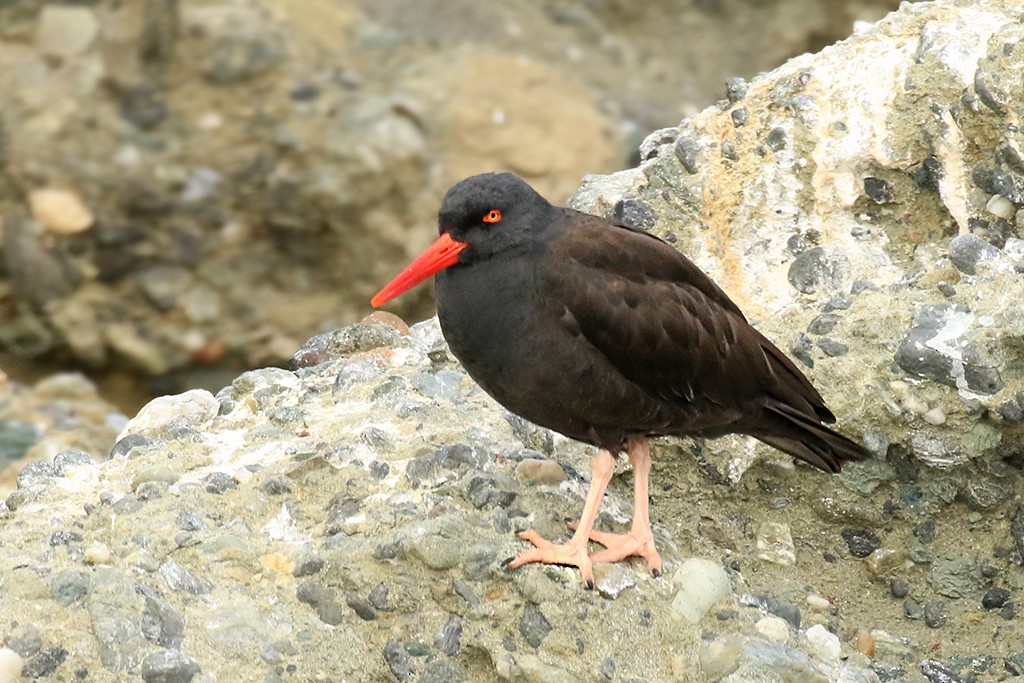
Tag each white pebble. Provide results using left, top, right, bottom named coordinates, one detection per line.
left=804, top=623, right=842, bottom=662
left=670, top=557, right=732, bottom=624
left=754, top=615, right=791, bottom=643
left=987, top=193, right=1016, bottom=220
left=755, top=522, right=795, bottom=566
left=84, top=541, right=112, bottom=565
left=922, top=407, right=946, bottom=425
left=806, top=593, right=831, bottom=609
left=29, top=188, right=94, bottom=234
left=0, top=648, right=24, bottom=683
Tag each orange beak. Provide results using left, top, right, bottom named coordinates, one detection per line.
left=371, top=232, right=469, bottom=307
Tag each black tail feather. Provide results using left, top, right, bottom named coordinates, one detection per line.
left=756, top=403, right=870, bottom=473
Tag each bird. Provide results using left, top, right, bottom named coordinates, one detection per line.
left=372, top=172, right=869, bottom=587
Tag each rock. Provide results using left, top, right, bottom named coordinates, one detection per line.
left=981, top=587, right=1010, bottom=609
left=803, top=624, right=841, bottom=662
left=35, top=6, right=100, bottom=59
left=29, top=188, right=95, bottom=234
left=518, top=603, right=552, bottom=648
left=0, top=648, right=24, bottom=683
left=755, top=522, right=795, bottom=566
left=948, top=233, right=1001, bottom=275
left=841, top=528, right=882, bottom=558
left=670, top=558, right=732, bottom=624
left=140, top=650, right=200, bottom=683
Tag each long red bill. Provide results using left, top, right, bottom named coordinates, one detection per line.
left=371, top=232, right=469, bottom=307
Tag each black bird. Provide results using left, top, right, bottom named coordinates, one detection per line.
left=372, top=172, right=868, bottom=586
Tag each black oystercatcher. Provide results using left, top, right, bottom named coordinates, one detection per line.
left=372, top=172, right=868, bottom=587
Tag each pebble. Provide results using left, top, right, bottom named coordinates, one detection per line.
left=29, top=188, right=95, bottom=234
left=593, top=563, right=636, bottom=599
left=50, top=570, right=90, bottom=606
left=864, top=177, right=895, bottom=204
left=805, top=594, right=830, bottom=610
left=987, top=193, right=1016, bottom=220
left=0, top=648, right=24, bottom=683
left=948, top=233, right=1001, bottom=275
left=865, top=547, right=906, bottom=575
left=141, top=650, right=201, bottom=683
left=433, top=615, right=463, bottom=655
left=841, top=528, right=881, bottom=558
left=84, top=542, right=113, bottom=565
left=754, top=616, right=790, bottom=643
left=35, top=5, right=99, bottom=58
left=670, top=558, right=732, bottom=624
left=921, top=407, right=947, bottom=425
left=519, top=603, right=552, bottom=648
left=755, top=522, right=796, bottom=566
left=515, top=459, right=567, bottom=484
left=853, top=630, right=875, bottom=657
left=923, top=600, right=947, bottom=628
left=889, top=578, right=909, bottom=598
left=804, top=624, right=841, bottom=662
left=981, top=587, right=1010, bottom=609
left=787, top=247, right=843, bottom=294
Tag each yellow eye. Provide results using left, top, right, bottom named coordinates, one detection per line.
left=483, top=210, right=502, bottom=223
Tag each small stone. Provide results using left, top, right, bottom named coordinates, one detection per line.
left=816, top=338, right=849, bottom=357
left=981, top=587, right=1010, bottom=609
left=593, top=563, right=636, bottom=599
left=29, top=188, right=95, bottom=234
left=987, top=193, right=1016, bottom=220
left=865, top=548, right=906, bottom=575
left=923, top=600, right=947, bottom=628
left=756, top=522, right=796, bottom=566
left=805, top=594, right=830, bottom=610
left=806, top=313, right=840, bottom=335
left=293, top=556, right=324, bottom=578
left=948, top=233, right=1000, bottom=275
left=140, top=650, right=200, bottom=683
left=730, top=108, right=748, bottom=127
left=864, top=177, right=895, bottom=203
left=22, top=647, right=68, bottom=678
left=921, top=407, right=946, bottom=425
left=433, top=615, right=462, bottom=656
left=84, top=542, right=113, bottom=565
left=0, top=648, right=24, bottom=682
left=51, top=570, right=90, bottom=606
left=754, top=616, right=790, bottom=643
left=853, top=630, right=875, bottom=657
left=519, top=603, right=552, bottom=648
left=671, top=558, right=732, bottom=624
left=725, top=77, right=748, bottom=102
left=611, top=199, right=656, bottom=231
left=515, top=459, right=567, bottom=484
left=345, top=592, right=377, bottom=621
left=889, top=578, right=909, bottom=598
left=903, top=600, right=923, bottom=620
left=788, top=247, right=843, bottom=294
left=382, top=640, right=415, bottom=681
left=35, top=6, right=99, bottom=58
left=920, top=659, right=959, bottom=682
left=841, top=528, right=881, bottom=558
left=804, top=624, right=841, bottom=662
left=203, top=472, right=239, bottom=494
left=674, top=137, right=700, bottom=174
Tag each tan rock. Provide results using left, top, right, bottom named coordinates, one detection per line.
left=29, top=188, right=94, bottom=235
left=35, top=6, right=100, bottom=59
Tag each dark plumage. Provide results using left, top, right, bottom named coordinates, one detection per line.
left=373, top=172, right=868, bottom=586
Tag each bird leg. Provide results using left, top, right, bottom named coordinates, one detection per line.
left=505, top=448, right=616, bottom=588
left=571, top=437, right=663, bottom=576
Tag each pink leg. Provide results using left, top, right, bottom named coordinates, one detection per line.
left=505, top=449, right=615, bottom=588
left=573, top=437, right=663, bottom=576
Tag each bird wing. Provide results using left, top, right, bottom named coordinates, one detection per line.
left=539, top=212, right=830, bottom=424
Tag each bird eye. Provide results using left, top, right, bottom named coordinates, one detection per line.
left=483, top=210, right=502, bottom=224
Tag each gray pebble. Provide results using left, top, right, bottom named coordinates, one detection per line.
left=452, top=579, right=479, bottom=606
left=419, top=659, right=467, bottom=683
left=16, top=460, right=56, bottom=489
left=611, top=199, right=657, bottom=231
left=816, top=338, right=848, bottom=357
left=903, top=600, right=923, bottom=620
left=382, top=639, right=415, bottom=680
left=141, top=595, right=186, bottom=648
left=788, top=247, right=844, bottom=294
left=948, top=233, right=1000, bottom=275
left=160, top=559, right=213, bottom=595
left=841, top=528, right=881, bottom=558
left=789, top=333, right=815, bottom=368
left=730, top=108, right=748, bottom=127
left=368, top=582, right=389, bottom=611
left=203, top=472, right=238, bottom=494
left=864, top=177, right=895, bottom=203
left=22, top=646, right=68, bottom=678
left=345, top=592, right=377, bottom=621
left=50, top=569, right=90, bottom=606
left=981, top=587, right=1010, bottom=609
left=519, top=603, right=552, bottom=648
left=674, top=137, right=700, bottom=174
left=433, top=615, right=463, bottom=656
left=52, top=448, right=94, bottom=473
left=141, top=649, right=201, bottom=683
left=889, top=578, right=909, bottom=599
left=721, top=140, right=738, bottom=161
left=765, top=127, right=787, bottom=151
left=919, top=658, right=961, bottom=683
left=806, top=313, right=840, bottom=335
left=725, top=76, right=748, bottom=102
left=924, top=600, right=947, bottom=628
left=293, top=556, right=324, bottom=578
left=175, top=511, right=204, bottom=532
left=110, top=433, right=153, bottom=458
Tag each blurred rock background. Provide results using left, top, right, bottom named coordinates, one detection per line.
left=0, top=0, right=900, bottom=411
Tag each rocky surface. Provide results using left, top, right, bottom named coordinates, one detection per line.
left=3, top=0, right=1024, bottom=682
left=0, top=0, right=899, bottom=398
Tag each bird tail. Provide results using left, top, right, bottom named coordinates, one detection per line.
left=755, top=403, right=870, bottom=474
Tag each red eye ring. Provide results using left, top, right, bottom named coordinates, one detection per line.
left=483, top=210, right=502, bottom=223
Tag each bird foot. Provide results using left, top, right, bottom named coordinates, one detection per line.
left=568, top=521, right=663, bottom=577
left=504, top=529, right=596, bottom=588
